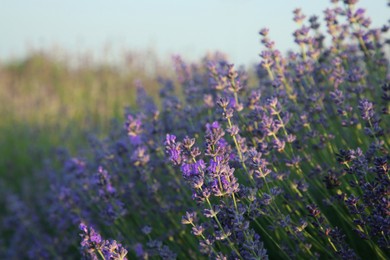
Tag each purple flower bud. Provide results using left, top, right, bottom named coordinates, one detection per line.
left=133, top=243, right=144, bottom=258
left=217, top=97, right=230, bottom=109
left=90, top=232, right=102, bottom=244
left=227, top=125, right=239, bottom=136
left=344, top=0, right=358, bottom=5
left=124, top=115, right=143, bottom=145
left=79, top=222, right=88, bottom=233
left=181, top=211, right=197, bottom=225
left=358, top=99, right=375, bottom=121
left=192, top=224, right=205, bottom=236
left=181, top=163, right=192, bottom=178
left=259, top=28, right=269, bottom=36
left=203, top=94, right=215, bottom=108
left=141, top=226, right=152, bottom=235
left=165, top=134, right=177, bottom=146
left=203, top=206, right=221, bottom=218
left=165, top=134, right=182, bottom=165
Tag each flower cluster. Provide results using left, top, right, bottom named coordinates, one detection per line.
left=79, top=222, right=128, bottom=260
left=0, top=0, right=389, bottom=259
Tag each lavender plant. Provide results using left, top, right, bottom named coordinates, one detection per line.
left=0, top=0, right=389, bottom=259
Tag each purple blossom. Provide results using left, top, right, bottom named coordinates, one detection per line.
left=124, top=115, right=143, bottom=145
left=165, top=134, right=182, bottom=165
left=79, top=223, right=128, bottom=260
left=180, top=160, right=205, bottom=178
left=358, top=99, right=375, bottom=121
left=259, top=28, right=269, bottom=36
left=133, top=243, right=145, bottom=258
left=96, top=166, right=116, bottom=196
left=3, top=1, right=389, bottom=259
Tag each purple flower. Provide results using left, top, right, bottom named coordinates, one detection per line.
left=90, top=232, right=102, bottom=244
left=293, top=8, right=306, bottom=23
left=131, top=146, right=150, bottom=167
left=102, top=240, right=128, bottom=260
left=124, top=115, right=143, bottom=145
left=181, top=211, right=197, bottom=225
left=207, top=156, right=222, bottom=174
left=192, top=224, right=205, bottom=236
left=358, top=99, right=374, bottom=121
left=259, top=28, right=269, bottom=36
left=79, top=223, right=128, bottom=260
left=180, top=160, right=205, bottom=179
left=79, top=222, right=103, bottom=253
left=165, top=134, right=182, bottom=165
left=96, top=166, right=116, bottom=196
left=141, top=225, right=152, bottom=235
left=64, top=158, right=86, bottom=176
left=134, top=243, right=145, bottom=258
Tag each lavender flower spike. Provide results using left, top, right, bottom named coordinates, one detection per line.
left=165, top=134, right=182, bottom=165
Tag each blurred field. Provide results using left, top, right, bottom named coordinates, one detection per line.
left=0, top=50, right=174, bottom=190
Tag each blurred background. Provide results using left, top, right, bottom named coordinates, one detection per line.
left=0, top=0, right=388, bottom=190
left=1, top=0, right=388, bottom=64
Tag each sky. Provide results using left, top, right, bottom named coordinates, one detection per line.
left=1, top=0, right=389, bottom=66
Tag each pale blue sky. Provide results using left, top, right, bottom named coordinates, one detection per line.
left=1, top=0, right=388, bottom=65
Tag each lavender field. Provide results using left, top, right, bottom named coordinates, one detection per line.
left=1, top=0, right=389, bottom=259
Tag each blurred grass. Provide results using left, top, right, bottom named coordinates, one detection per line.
left=0, top=50, right=257, bottom=192
left=0, top=50, right=174, bottom=191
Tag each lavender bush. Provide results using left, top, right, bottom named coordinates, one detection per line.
left=1, top=0, right=389, bottom=259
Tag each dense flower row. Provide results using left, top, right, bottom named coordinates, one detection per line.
left=0, top=0, right=389, bottom=259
